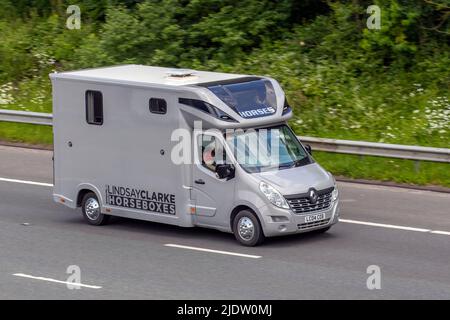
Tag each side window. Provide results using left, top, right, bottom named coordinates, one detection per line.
left=197, top=135, right=226, bottom=173
left=85, top=90, right=103, bottom=125
left=149, top=98, right=167, bottom=114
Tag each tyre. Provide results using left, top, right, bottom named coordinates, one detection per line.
left=232, top=210, right=265, bottom=246
left=81, top=192, right=110, bottom=226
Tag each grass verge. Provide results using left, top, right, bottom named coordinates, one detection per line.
left=0, top=122, right=53, bottom=145
left=314, top=151, right=450, bottom=188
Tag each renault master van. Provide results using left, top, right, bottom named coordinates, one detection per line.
left=50, top=65, right=339, bottom=246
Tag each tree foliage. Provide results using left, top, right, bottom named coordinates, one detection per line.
left=0, top=0, right=448, bottom=147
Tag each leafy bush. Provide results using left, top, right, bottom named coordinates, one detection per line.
left=0, top=0, right=448, bottom=185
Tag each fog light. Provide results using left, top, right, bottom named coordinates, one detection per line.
left=278, top=225, right=287, bottom=232
left=271, top=216, right=289, bottom=223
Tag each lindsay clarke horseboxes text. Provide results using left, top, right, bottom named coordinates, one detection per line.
left=106, top=185, right=176, bottom=215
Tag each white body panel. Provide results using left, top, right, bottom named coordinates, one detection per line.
left=51, top=78, right=194, bottom=227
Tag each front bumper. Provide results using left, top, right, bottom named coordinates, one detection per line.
left=259, top=200, right=340, bottom=237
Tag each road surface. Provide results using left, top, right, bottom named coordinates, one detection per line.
left=0, top=145, right=449, bottom=299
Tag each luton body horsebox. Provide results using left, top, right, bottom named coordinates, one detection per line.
left=50, top=65, right=340, bottom=246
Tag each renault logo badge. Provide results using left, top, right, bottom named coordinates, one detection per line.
left=308, top=189, right=318, bottom=204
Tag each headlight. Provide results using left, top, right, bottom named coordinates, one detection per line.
left=259, top=181, right=290, bottom=209
left=332, top=186, right=339, bottom=201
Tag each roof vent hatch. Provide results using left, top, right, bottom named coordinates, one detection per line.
left=166, top=69, right=196, bottom=78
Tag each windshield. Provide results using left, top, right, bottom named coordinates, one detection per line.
left=225, top=125, right=312, bottom=173
left=207, top=79, right=277, bottom=119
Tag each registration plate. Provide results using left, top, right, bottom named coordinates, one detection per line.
left=304, top=213, right=325, bottom=223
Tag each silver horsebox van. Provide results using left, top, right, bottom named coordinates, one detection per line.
left=50, top=65, right=340, bottom=246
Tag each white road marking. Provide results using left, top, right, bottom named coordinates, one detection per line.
left=339, top=219, right=430, bottom=232
left=339, top=199, right=356, bottom=203
left=430, top=230, right=450, bottom=236
left=13, top=273, right=102, bottom=289
left=0, top=177, right=53, bottom=187
left=340, top=218, right=450, bottom=236
left=165, top=244, right=262, bottom=259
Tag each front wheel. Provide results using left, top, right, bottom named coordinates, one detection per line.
left=81, top=192, right=110, bottom=226
left=232, top=210, right=265, bottom=246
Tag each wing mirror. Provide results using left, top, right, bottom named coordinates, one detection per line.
left=305, top=144, right=312, bottom=155
left=215, top=164, right=235, bottom=180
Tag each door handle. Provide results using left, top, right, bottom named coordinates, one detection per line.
left=195, top=179, right=205, bottom=185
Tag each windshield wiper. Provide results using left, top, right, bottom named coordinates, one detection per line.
left=278, top=162, right=296, bottom=169
left=294, top=157, right=310, bottom=167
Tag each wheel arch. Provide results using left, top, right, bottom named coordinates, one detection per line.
left=230, top=204, right=262, bottom=233
left=75, top=183, right=103, bottom=207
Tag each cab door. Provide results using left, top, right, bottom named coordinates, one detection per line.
left=191, top=131, right=236, bottom=228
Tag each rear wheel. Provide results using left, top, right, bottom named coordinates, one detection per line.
left=81, top=192, right=110, bottom=226
left=232, top=210, right=265, bottom=246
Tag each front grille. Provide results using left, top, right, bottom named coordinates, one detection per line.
left=285, top=187, right=334, bottom=215
left=298, top=218, right=330, bottom=230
